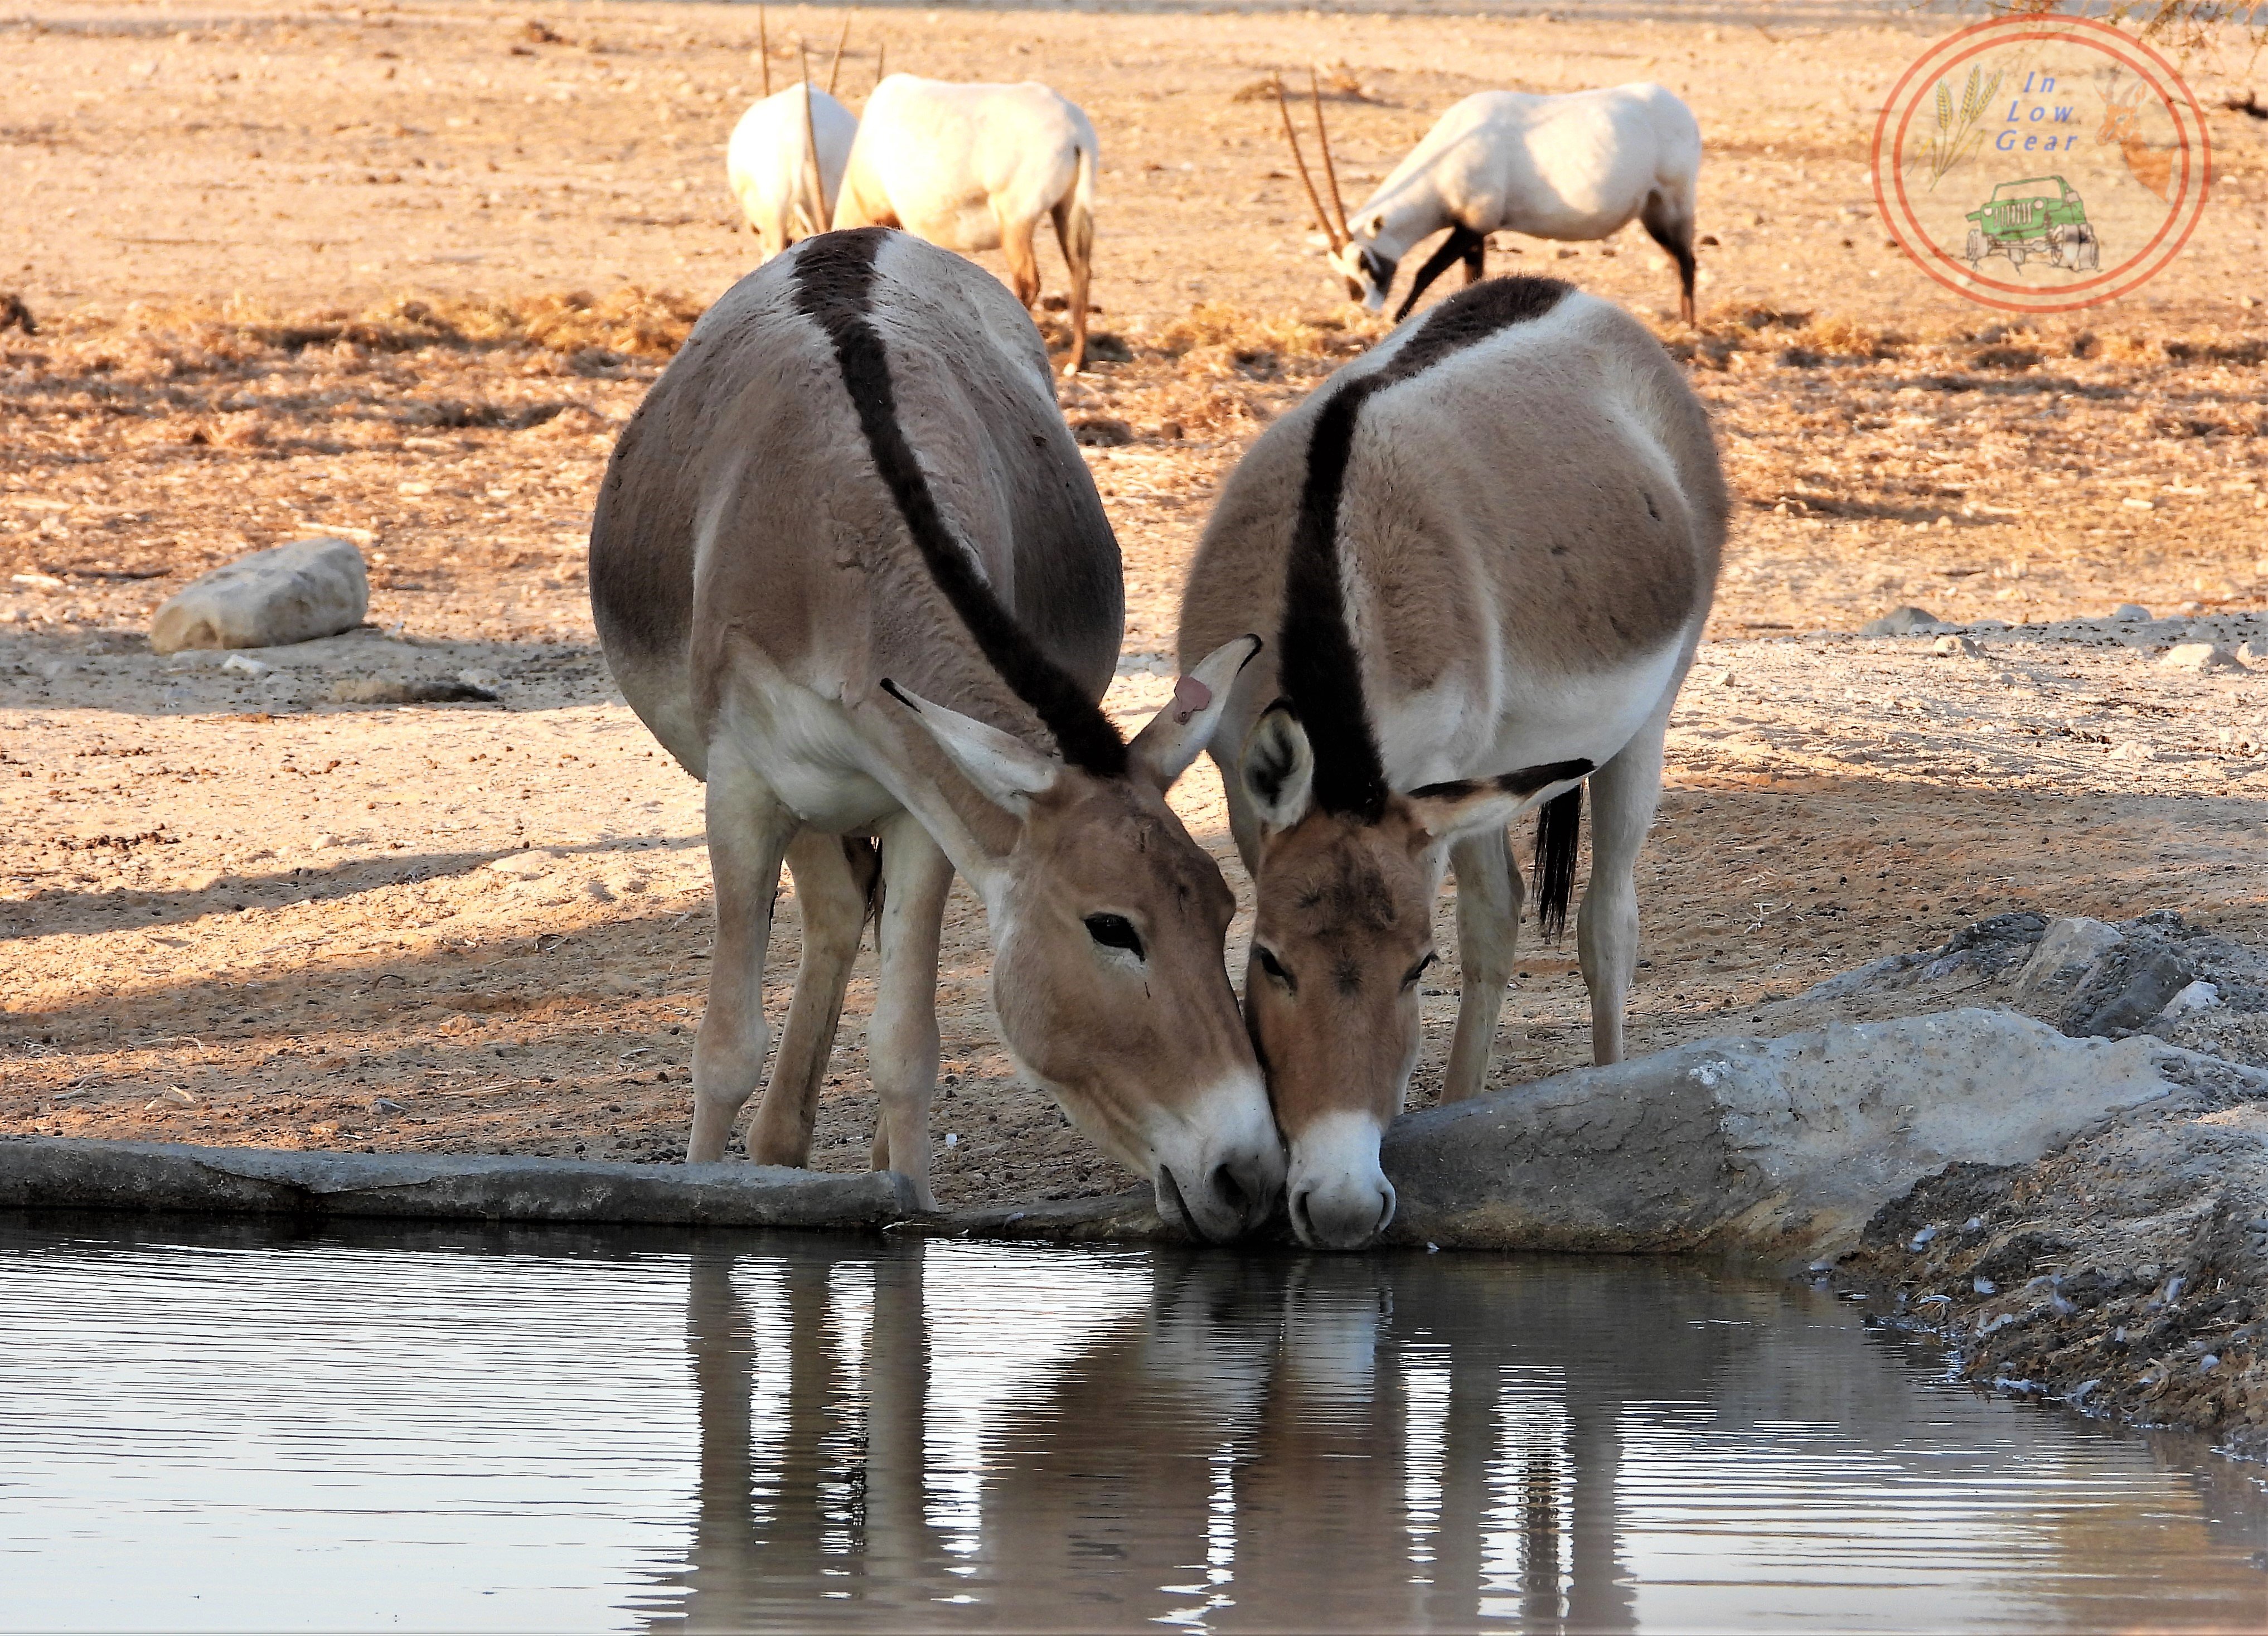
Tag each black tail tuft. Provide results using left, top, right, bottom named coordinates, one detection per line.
left=1533, top=785, right=1583, bottom=941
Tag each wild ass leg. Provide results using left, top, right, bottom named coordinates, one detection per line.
left=746, top=832, right=879, bottom=1166
left=1640, top=191, right=1698, bottom=325
left=1462, top=231, right=1487, bottom=285
left=1393, top=224, right=1487, bottom=321
left=1577, top=703, right=1671, bottom=1067
left=865, top=810, right=953, bottom=1209
left=689, top=760, right=799, bottom=1162
left=1441, top=827, right=1525, bottom=1104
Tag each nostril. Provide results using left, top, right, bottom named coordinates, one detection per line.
left=1288, top=1187, right=1316, bottom=1246
left=1207, top=1161, right=1249, bottom=1224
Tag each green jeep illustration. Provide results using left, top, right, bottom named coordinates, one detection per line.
left=1964, top=176, right=2099, bottom=271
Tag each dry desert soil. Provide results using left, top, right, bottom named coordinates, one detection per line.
left=5, top=0, right=2268, bottom=1441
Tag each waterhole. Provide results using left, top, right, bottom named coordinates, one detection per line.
left=3, top=1217, right=2263, bottom=1632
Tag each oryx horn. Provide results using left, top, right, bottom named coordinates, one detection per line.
left=1274, top=73, right=1344, bottom=250
left=826, top=13, right=850, bottom=95
left=801, top=42, right=829, bottom=234
left=1309, top=66, right=1350, bottom=243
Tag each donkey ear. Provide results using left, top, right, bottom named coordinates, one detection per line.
left=1242, top=704, right=1315, bottom=830
left=881, top=680, right=1061, bottom=816
left=1128, top=634, right=1262, bottom=791
left=1404, top=759, right=1593, bottom=840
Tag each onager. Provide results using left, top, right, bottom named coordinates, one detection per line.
left=1280, top=81, right=1703, bottom=322
left=1178, top=275, right=1726, bottom=1249
left=831, top=74, right=1099, bottom=372
left=592, top=228, right=1282, bottom=1241
left=725, top=81, right=859, bottom=259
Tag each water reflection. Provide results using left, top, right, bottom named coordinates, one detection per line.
left=1, top=1219, right=2261, bottom=1634
left=648, top=1242, right=2266, bottom=1633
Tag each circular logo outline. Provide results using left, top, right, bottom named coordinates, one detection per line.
left=1870, top=16, right=2211, bottom=313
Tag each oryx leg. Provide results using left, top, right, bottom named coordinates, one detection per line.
left=689, top=758, right=800, bottom=1163
left=1393, top=224, right=1487, bottom=321
left=865, top=810, right=953, bottom=1209
left=1577, top=699, right=1673, bottom=1066
left=1049, top=193, right=1093, bottom=375
left=999, top=212, right=1045, bottom=309
left=1442, top=826, right=1525, bottom=1105
left=746, top=832, right=879, bottom=1167
left=1641, top=189, right=1698, bottom=325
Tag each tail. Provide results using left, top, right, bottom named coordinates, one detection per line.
left=1533, top=785, right=1583, bottom=940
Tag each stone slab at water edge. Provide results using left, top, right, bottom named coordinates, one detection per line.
left=148, top=536, right=369, bottom=654
left=0, top=1140, right=913, bottom=1227
left=1380, top=1009, right=2268, bottom=1261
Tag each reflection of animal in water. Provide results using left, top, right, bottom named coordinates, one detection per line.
left=2099, top=89, right=2178, bottom=203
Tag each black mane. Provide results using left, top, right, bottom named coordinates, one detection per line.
left=1278, top=275, right=1572, bottom=819
left=792, top=229, right=1128, bottom=779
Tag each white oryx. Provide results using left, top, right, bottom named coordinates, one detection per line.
left=591, top=229, right=1283, bottom=1243
left=832, top=74, right=1099, bottom=372
left=1178, top=275, right=1727, bottom=1250
left=726, top=82, right=859, bottom=259
left=1278, top=80, right=1703, bottom=322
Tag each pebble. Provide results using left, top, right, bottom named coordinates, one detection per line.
left=370, top=1096, right=406, bottom=1115
left=220, top=652, right=274, bottom=678
left=2112, top=604, right=2152, bottom=621
left=1931, top=633, right=1983, bottom=657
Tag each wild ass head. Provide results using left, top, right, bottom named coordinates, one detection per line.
left=1235, top=284, right=1591, bottom=1250
left=1273, top=72, right=1396, bottom=313
left=884, top=639, right=1285, bottom=1243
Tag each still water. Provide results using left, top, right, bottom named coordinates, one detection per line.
left=2, top=1216, right=2264, bottom=1633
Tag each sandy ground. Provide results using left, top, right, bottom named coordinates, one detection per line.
left=5, top=0, right=2268, bottom=1434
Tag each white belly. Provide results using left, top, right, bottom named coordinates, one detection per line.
left=717, top=675, right=900, bottom=833
left=1376, top=638, right=1689, bottom=789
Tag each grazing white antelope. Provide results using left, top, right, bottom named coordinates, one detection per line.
left=1178, top=275, right=1727, bottom=1249
left=832, top=74, right=1099, bottom=372
left=592, top=228, right=1283, bottom=1241
left=726, top=81, right=859, bottom=259
left=1280, top=80, right=1703, bottom=323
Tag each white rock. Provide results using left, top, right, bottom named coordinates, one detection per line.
left=220, top=652, right=273, bottom=678
left=1931, top=633, right=1983, bottom=657
left=2012, top=916, right=2124, bottom=1002
left=149, top=538, right=369, bottom=654
left=2158, top=980, right=2221, bottom=1018
left=2112, top=603, right=2152, bottom=621
left=457, top=668, right=503, bottom=691
left=2162, top=641, right=2246, bottom=674
left=2242, top=636, right=2268, bottom=661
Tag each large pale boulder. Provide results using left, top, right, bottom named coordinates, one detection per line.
left=1380, top=1009, right=2265, bottom=1262
left=149, top=537, right=369, bottom=653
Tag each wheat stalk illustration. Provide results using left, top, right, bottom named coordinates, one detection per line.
left=1912, top=66, right=2000, bottom=189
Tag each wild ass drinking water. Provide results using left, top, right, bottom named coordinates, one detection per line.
left=591, top=228, right=1282, bottom=1241
left=830, top=75, right=1099, bottom=372
left=1278, top=79, right=1703, bottom=322
left=1177, top=275, right=1727, bottom=1249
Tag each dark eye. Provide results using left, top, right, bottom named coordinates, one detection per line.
left=1404, top=951, right=1438, bottom=989
left=1084, top=913, right=1144, bottom=959
left=1254, top=945, right=1295, bottom=991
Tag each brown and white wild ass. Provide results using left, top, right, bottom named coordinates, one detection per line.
left=592, top=227, right=1282, bottom=1241
left=1178, top=275, right=1727, bottom=1249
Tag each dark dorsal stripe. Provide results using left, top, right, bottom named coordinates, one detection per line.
left=1281, top=275, right=1573, bottom=820
left=791, top=229, right=1128, bottom=779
